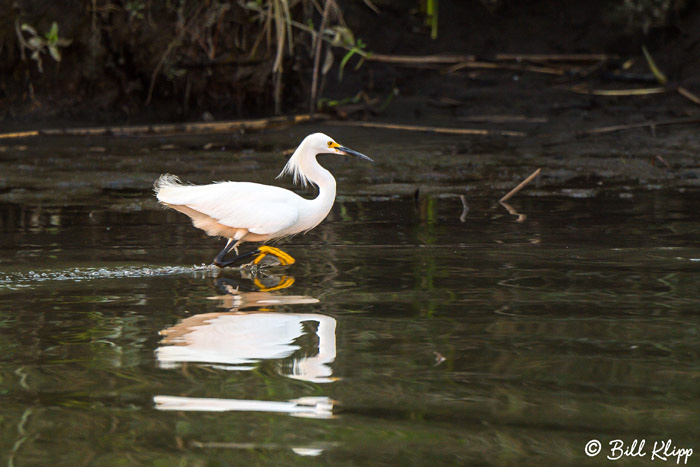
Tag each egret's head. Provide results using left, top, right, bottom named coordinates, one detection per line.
left=307, top=133, right=374, bottom=162
left=279, top=133, right=373, bottom=187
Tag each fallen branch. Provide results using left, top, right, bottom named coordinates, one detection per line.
left=247, top=6, right=614, bottom=71
left=366, top=53, right=474, bottom=65
left=459, top=115, right=547, bottom=123
left=0, top=114, right=319, bottom=139
left=577, top=118, right=700, bottom=136
left=570, top=86, right=666, bottom=96
left=364, top=53, right=615, bottom=66
left=327, top=120, right=526, bottom=136
left=499, top=168, right=541, bottom=203
left=445, top=60, right=567, bottom=75
left=494, top=53, right=616, bottom=62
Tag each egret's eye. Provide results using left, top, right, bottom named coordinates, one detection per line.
left=327, top=141, right=333, bottom=148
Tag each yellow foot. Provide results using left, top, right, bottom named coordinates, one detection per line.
left=253, top=246, right=295, bottom=266
left=254, top=275, right=295, bottom=292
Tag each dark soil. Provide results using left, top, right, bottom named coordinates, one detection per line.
left=1, top=1, right=698, bottom=120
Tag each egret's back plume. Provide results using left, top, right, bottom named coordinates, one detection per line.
left=277, top=137, right=313, bottom=188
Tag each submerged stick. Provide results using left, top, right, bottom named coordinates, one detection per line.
left=459, top=195, right=469, bottom=223
left=499, top=168, right=541, bottom=203
left=327, top=120, right=526, bottom=136
left=499, top=200, right=527, bottom=223
left=0, top=115, right=319, bottom=139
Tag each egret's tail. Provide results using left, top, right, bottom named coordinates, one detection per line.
left=154, top=173, right=182, bottom=193
left=154, top=174, right=186, bottom=201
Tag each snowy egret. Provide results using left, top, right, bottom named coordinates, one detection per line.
left=154, top=133, right=372, bottom=267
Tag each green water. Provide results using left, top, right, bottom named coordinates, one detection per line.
left=0, top=127, right=699, bottom=465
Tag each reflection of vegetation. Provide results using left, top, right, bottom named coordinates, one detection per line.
left=409, top=195, right=457, bottom=317
left=337, top=202, right=352, bottom=222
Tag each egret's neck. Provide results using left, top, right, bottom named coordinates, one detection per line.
left=299, top=153, right=336, bottom=230
left=305, top=156, right=336, bottom=203
left=281, top=140, right=338, bottom=231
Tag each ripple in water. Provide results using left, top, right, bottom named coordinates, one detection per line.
left=0, top=264, right=216, bottom=289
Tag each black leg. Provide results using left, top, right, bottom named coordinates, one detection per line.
left=213, top=243, right=261, bottom=268
left=213, top=240, right=236, bottom=266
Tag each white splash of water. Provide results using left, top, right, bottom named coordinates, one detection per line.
left=0, top=264, right=217, bottom=289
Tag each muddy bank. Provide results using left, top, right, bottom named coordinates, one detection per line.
left=0, top=115, right=698, bottom=211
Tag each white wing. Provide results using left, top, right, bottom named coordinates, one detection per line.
left=156, top=177, right=302, bottom=235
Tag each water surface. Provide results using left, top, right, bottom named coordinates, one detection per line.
left=1, top=129, right=699, bottom=465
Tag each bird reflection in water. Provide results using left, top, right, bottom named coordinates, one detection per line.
left=154, top=273, right=338, bottom=421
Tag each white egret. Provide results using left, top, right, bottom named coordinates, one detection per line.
left=154, top=132, right=372, bottom=267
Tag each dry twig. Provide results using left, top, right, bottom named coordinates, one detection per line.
left=499, top=168, right=541, bottom=203
left=677, top=87, right=700, bottom=106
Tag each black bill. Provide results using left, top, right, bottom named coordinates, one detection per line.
left=338, top=146, right=374, bottom=162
